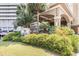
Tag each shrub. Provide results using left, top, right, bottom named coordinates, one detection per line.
left=48, top=26, right=56, bottom=34
left=39, top=21, right=49, bottom=29
left=22, top=34, right=49, bottom=46
left=44, top=34, right=74, bottom=55
left=35, top=34, right=49, bottom=47
left=2, top=32, right=21, bottom=41
left=68, top=35, right=79, bottom=53
left=2, top=27, right=78, bottom=56
left=54, top=27, right=75, bottom=35
left=57, top=36, right=74, bottom=55
left=22, top=34, right=74, bottom=55
left=2, top=34, right=12, bottom=41
left=2, top=32, right=15, bottom=41
left=39, top=21, right=51, bottom=33
left=22, top=34, right=37, bottom=45
left=12, top=36, right=21, bottom=42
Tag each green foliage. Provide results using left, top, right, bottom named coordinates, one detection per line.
left=17, top=4, right=27, bottom=15
left=54, top=27, right=75, bottom=35
left=45, top=34, right=74, bottom=55
left=22, top=34, right=49, bottom=46
left=16, top=3, right=46, bottom=27
left=48, top=26, right=56, bottom=34
left=2, top=32, right=21, bottom=41
left=39, top=22, right=49, bottom=29
left=22, top=34, right=37, bottom=44
left=27, top=3, right=46, bottom=32
left=39, top=21, right=50, bottom=33
left=34, top=34, right=49, bottom=46
left=16, top=4, right=34, bottom=27
left=2, top=27, right=79, bottom=56
left=27, top=3, right=46, bottom=14
left=12, top=36, right=21, bottom=42
left=68, top=35, right=79, bottom=53
left=21, top=34, right=74, bottom=55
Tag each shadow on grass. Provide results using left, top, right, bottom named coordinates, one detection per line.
left=0, top=41, right=56, bottom=56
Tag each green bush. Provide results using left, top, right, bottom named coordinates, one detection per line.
left=54, top=27, right=75, bottom=35
left=2, top=27, right=78, bottom=56
left=45, top=34, right=74, bottom=55
left=68, top=35, right=79, bottom=53
left=22, top=33, right=74, bottom=55
left=22, top=34, right=37, bottom=44
left=34, top=34, right=49, bottom=47
left=12, top=36, right=21, bottom=42
left=39, top=21, right=49, bottom=29
left=48, top=26, right=56, bottom=34
left=2, top=32, right=15, bottom=41
left=2, top=32, right=21, bottom=41
left=22, top=34, right=49, bottom=46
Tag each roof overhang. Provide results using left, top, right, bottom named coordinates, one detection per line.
left=39, top=3, right=73, bottom=22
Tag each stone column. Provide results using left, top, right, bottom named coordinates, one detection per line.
left=67, top=21, right=71, bottom=28
left=54, top=16, right=61, bottom=27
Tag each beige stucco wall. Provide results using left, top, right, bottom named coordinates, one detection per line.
left=70, top=3, right=79, bottom=26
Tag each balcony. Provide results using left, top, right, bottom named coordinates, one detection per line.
left=0, top=17, right=16, bottom=19
left=0, top=6, right=17, bottom=9
left=0, top=3, right=17, bottom=6
left=0, top=10, right=16, bottom=13
left=0, top=13, right=16, bottom=16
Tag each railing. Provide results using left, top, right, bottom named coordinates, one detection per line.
left=0, top=17, right=16, bottom=19
left=0, top=13, right=16, bottom=15
left=0, top=3, right=17, bottom=6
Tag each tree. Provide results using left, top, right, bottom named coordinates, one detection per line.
left=39, top=21, right=50, bottom=33
left=27, top=3, right=46, bottom=32
left=16, top=4, right=34, bottom=28
left=39, top=21, right=49, bottom=29
left=27, top=3, right=46, bottom=14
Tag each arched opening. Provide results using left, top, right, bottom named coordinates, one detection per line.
left=61, top=17, right=67, bottom=26
left=61, top=14, right=69, bottom=27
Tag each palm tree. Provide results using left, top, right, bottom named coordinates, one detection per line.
left=16, top=4, right=34, bottom=28
left=27, top=3, right=46, bottom=32
left=27, top=3, right=46, bottom=14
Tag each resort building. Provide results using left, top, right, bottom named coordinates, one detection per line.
left=0, top=3, right=17, bottom=32
left=0, top=3, right=79, bottom=34
left=39, top=3, right=79, bottom=34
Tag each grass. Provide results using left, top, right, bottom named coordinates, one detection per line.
left=0, top=42, right=52, bottom=56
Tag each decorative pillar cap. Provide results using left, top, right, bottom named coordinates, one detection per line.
left=54, top=16, right=61, bottom=19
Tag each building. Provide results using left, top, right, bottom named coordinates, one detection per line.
left=0, top=3, right=79, bottom=34
left=39, top=3, right=79, bottom=34
left=0, top=3, right=17, bottom=32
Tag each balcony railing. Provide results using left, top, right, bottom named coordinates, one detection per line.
left=0, top=13, right=16, bottom=15
left=0, top=10, right=16, bottom=12
left=0, top=17, right=16, bottom=19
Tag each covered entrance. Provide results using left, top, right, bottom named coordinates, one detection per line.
left=38, top=3, right=73, bottom=28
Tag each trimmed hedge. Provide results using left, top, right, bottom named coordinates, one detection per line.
left=2, top=32, right=21, bottom=42
left=22, top=34, right=37, bottom=44
left=22, top=34, right=74, bottom=56
left=22, top=34, right=49, bottom=46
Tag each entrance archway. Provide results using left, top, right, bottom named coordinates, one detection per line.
left=61, top=14, right=70, bottom=27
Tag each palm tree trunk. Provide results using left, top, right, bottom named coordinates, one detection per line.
left=37, top=11, right=39, bottom=33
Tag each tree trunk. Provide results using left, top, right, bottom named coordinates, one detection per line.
left=37, top=11, right=39, bottom=33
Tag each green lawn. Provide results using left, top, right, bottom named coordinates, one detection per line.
left=0, top=42, right=52, bottom=56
